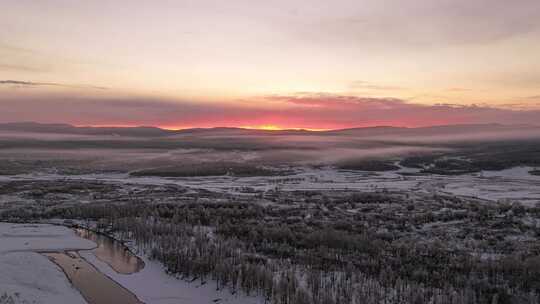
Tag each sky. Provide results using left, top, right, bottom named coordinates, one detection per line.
left=1, top=0, right=540, bottom=130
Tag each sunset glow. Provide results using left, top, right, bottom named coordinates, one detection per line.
left=2, top=3, right=540, bottom=302
left=1, top=1, right=539, bottom=129
left=244, top=125, right=284, bottom=131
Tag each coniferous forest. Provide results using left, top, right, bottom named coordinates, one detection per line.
left=2, top=180, right=539, bottom=304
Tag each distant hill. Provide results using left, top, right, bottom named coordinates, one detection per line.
left=322, top=124, right=540, bottom=138
left=0, top=122, right=538, bottom=138
left=0, top=122, right=174, bottom=137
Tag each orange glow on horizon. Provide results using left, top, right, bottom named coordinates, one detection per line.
left=78, top=124, right=333, bottom=131
left=241, top=125, right=331, bottom=131
left=242, top=124, right=282, bottom=131
left=257, top=125, right=282, bottom=131
left=163, top=124, right=332, bottom=131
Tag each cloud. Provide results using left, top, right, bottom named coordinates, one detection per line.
left=0, top=80, right=107, bottom=90
left=0, top=93, right=539, bottom=129
left=265, top=93, right=405, bottom=110
left=259, top=93, right=540, bottom=127
left=0, top=80, right=55, bottom=86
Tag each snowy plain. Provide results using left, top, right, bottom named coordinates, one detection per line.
left=1, top=165, right=539, bottom=205
left=1, top=165, right=540, bottom=303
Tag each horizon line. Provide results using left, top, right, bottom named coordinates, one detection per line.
left=0, top=121, right=537, bottom=133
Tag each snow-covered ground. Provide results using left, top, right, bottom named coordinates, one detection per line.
left=0, top=223, right=263, bottom=304
left=0, top=223, right=95, bottom=304
left=480, top=166, right=540, bottom=181
left=1, top=166, right=539, bottom=205
left=1, top=166, right=539, bottom=303
left=441, top=167, right=540, bottom=206
left=80, top=251, right=263, bottom=304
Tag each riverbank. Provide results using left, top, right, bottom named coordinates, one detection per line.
left=74, top=225, right=263, bottom=304
left=0, top=223, right=94, bottom=304
left=0, top=222, right=263, bottom=304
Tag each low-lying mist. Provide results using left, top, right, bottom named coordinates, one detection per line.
left=0, top=123, right=539, bottom=175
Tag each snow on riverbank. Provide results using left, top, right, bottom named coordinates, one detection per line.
left=0, top=223, right=96, bottom=304
left=80, top=250, right=264, bottom=304
left=0, top=222, right=263, bottom=304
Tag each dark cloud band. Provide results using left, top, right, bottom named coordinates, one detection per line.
left=0, top=93, right=538, bottom=129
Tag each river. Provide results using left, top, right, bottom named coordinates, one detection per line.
left=43, top=228, right=145, bottom=304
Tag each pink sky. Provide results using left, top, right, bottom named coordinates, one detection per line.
left=1, top=1, right=540, bottom=129
left=0, top=93, right=538, bottom=130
